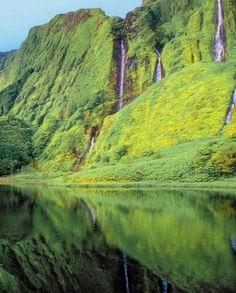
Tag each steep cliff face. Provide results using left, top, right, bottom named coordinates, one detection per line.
left=0, top=0, right=236, bottom=179
left=0, top=9, right=122, bottom=170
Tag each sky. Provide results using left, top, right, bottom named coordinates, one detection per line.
left=0, top=0, right=141, bottom=52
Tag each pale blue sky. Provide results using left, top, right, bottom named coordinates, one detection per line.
left=0, top=0, right=141, bottom=52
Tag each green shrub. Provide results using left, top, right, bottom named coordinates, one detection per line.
left=0, top=116, right=33, bottom=175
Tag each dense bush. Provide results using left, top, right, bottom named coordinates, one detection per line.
left=191, top=137, right=236, bottom=180
left=0, top=117, right=33, bottom=175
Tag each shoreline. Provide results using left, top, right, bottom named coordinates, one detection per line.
left=1, top=176, right=236, bottom=193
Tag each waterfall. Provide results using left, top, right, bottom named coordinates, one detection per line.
left=78, top=136, right=95, bottom=166
left=123, top=253, right=130, bottom=293
left=118, top=39, right=126, bottom=111
left=214, top=0, right=226, bottom=62
left=155, top=50, right=165, bottom=82
left=86, top=136, right=95, bottom=155
left=225, top=88, right=236, bottom=124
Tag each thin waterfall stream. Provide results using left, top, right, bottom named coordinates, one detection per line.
left=225, top=88, right=236, bottom=125
left=155, top=50, right=165, bottom=82
left=118, top=39, right=126, bottom=111
left=86, top=136, right=95, bottom=155
left=215, top=0, right=226, bottom=61
left=77, top=136, right=95, bottom=168
left=214, top=0, right=235, bottom=130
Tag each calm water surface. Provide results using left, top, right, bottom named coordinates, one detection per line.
left=0, top=185, right=236, bottom=292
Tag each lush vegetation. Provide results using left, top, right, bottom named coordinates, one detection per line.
left=0, top=0, right=236, bottom=183
left=0, top=117, right=32, bottom=175
left=0, top=9, right=121, bottom=171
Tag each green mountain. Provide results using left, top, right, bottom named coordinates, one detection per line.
left=0, top=0, right=236, bottom=183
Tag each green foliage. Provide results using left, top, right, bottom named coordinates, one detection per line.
left=89, top=62, right=236, bottom=164
left=0, top=117, right=33, bottom=175
left=191, top=137, right=236, bottom=179
left=114, top=145, right=129, bottom=160
left=0, top=268, right=21, bottom=293
left=0, top=0, right=236, bottom=181
left=0, top=69, right=34, bottom=115
left=122, top=0, right=236, bottom=103
left=0, top=51, right=16, bottom=71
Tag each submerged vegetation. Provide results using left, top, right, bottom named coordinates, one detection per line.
left=0, top=0, right=236, bottom=183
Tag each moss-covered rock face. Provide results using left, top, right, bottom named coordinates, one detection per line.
left=123, top=0, right=236, bottom=102
left=0, top=9, right=122, bottom=171
left=0, top=0, right=236, bottom=179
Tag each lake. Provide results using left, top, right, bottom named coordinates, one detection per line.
left=0, top=185, right=236, bottom=292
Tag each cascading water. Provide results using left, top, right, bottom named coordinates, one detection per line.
left=123, top=253, right=130, bottom=293
left=87, top=136, right=95, bottom=155
left=155, top=50, right=165, bottom=82
left=118, top=39, right=126, bottom=111
left=78, top=136, right=95, bottom=166
left=214, top=0, right=226, bottom=62
left=225, top=88, right=236, bottom=124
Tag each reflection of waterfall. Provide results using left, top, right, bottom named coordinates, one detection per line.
left=225, top=88, right=236, bottom=124
left=87, top=206, right=96, bottom=227
left=123, top=253, right=130, bottom=293
left=155, top=50, right=165, bottom=82
left=214, top=0, right=226, bottom=62
left=162, top=280, right=168, bottom=293
left=230, top=238, right=236, bottom=254
left=81, top=199, right=97, bottom=228
left=118, top=39, right=126, bottom=111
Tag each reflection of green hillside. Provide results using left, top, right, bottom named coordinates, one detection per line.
left=81, top=190, right=236, bottom=292
left=0, top=185, right=236, bottom=292
left=1, top=185, right=184, bottom=292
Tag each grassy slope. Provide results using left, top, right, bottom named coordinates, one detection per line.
left=88, top=63, right=235, bottom=162
left=77, top=0, right=235, bottom=184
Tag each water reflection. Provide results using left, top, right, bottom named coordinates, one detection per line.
left=0, top=185, right=235, bottom=292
